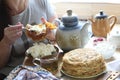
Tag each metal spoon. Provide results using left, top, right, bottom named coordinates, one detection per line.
left=8, top=24, right=29, bottom=31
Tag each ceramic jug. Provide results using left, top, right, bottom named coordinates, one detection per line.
left=56, top=10, right=91, bottom=52
left=89, top=10, right=117, bottom=37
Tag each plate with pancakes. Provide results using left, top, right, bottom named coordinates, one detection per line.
left=61, top=48, right=107, bottom=79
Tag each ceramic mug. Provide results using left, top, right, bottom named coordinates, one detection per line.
left=32, top=53, right=59, bottom=75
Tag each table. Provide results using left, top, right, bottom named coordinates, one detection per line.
left=23, top=47, right=120, bottom=80
left=23, top=24, right=120, bottom=80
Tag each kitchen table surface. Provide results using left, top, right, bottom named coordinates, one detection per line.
left=23, top=47, right=120, bottom=80
left=23, top=24, right=120, bottom=80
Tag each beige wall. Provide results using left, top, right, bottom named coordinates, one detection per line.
left=53, top=2, right=120, bottom=23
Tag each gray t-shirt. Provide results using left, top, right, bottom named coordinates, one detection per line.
left=12, top=0, right=55, bottom=26
left=0, top=0, right=56, bottom=75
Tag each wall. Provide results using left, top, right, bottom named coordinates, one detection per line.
left=53, top=2, right=120, bottom=23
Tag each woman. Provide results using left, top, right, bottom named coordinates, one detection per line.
left=0, top=0, right=59, bottom=78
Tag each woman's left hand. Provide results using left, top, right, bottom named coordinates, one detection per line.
left=45, top=28, right=56, bottom=42
left=41, top=17, right=56, bottom=41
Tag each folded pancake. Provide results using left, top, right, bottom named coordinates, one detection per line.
left=25, top=22, right=56, bottom=42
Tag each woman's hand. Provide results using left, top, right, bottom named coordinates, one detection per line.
left=2, top=22, right=23, bottom=45
left=45, top=28, right=56, bottom=41
left=41, top=18, right=56, bottom=41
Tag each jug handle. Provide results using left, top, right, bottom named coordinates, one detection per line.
left=108, top=15, right=117, bottom=30
left=32, top=58, right=41, bottom=67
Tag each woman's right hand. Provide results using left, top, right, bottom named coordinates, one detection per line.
left=2, top=22, right=23, bottom=45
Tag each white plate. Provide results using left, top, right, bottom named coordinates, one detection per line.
left=61, top=69, right=107, bottom=79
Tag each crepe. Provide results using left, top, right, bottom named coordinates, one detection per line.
left=62, top=48, right=106, bottom=78
left=25, top=22, right=56, bottom=41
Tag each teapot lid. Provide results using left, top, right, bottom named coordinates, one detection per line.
left=62, top=10, right=79, bottom=27
left=95, top=10, right=108, bottom=19
left=62, top=9, right=78, bottom=18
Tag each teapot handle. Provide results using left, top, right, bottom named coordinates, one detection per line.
left=108, top=15, right=117, bottom=31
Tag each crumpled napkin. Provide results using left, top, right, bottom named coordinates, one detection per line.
left=5, top=65, right=59, bottom=80
left=13, top=69, right=59, bottom=80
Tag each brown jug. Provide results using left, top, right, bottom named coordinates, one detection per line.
left=89, top=11, right=117, bottom=37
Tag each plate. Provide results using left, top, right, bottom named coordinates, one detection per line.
left=61, top=69, right=107, bottom=79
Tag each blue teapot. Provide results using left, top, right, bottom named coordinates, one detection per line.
left=56, top=10, right=91, bottom=52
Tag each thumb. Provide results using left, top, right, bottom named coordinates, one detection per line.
left=41, top=17, right=47, bottom=24
left=16, top=22, right=22, bottom=25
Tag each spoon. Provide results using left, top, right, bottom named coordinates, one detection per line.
left=8, top=24, right=46, bottom=35
left=8, top=24, right=30, bottom=31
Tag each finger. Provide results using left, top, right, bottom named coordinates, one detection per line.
left=4, top=27, right=22, bottom=39
left=16, top=22, right=21, bottom=25
left=13, top=31, right=22, bottom=38
left=8, top=24, right=23, bottom=31
left=41, top=17, right=47, bottom=23
left=16, top=22, right=24, bottom=28
left=9, top=31, right=22, bottom=41
left=3, top=30, right=22, bottom=45
left=5, top=28, right=22, bottom=37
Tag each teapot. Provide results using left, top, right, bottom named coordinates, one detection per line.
left=56, top=10, right=91, bottom=52
left=89, top=10, right=117, bottom=37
